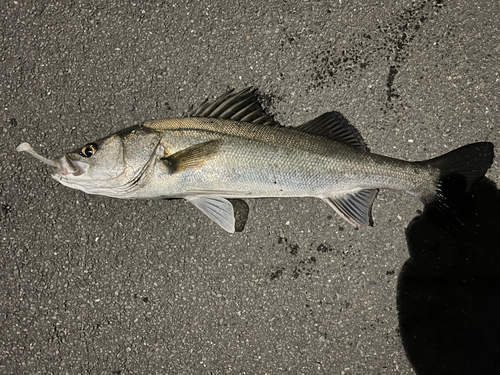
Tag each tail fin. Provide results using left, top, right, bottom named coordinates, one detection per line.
left=428, top=142, right=494, bottom=192
left=423, top=142, right=494, bottom=228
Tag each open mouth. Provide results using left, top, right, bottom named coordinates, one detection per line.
left=16, top=142, right=86, bottom=177
left=15, top=143, right=87, bottom=179
left=53, top=155, right=88, bottom=177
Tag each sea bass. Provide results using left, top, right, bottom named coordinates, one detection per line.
left=17, top=88, right=494, bottom=232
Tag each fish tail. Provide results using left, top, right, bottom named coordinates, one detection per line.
left=420, top=142, right=494, bottom=226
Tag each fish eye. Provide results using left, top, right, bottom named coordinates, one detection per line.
left=80, top=143, right=97, bottom=157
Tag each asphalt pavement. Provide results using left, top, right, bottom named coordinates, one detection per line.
left=2, top=1, right=500, bottom=373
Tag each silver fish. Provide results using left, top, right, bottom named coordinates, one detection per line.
left=17, top=88, right=494, bottom=232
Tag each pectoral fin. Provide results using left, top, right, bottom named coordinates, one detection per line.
left=323, top=189, right=378, bottom=227
left=186, top=196, right=235, bottom=233
left=162, top=139, right=221, bottom=173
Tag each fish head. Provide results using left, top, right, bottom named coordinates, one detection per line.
left=18, top=126, right=163, bottom=197
left=52, top=134, right=133, bottom=195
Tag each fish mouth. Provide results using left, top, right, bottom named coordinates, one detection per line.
left=16, top=143, right=88, bottom=179
left=52, top=155, right=88, bottom=178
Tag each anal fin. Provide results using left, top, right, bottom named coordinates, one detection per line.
left=186, top=196, right=235, bottom=233
left=323, top=189, right=378, bottom=227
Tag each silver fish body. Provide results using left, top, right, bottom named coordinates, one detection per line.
left=120, top=117, right=435, bottom=200
left=18, top=88, right=494, bottom=232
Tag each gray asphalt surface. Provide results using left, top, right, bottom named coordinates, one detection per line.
left=2, top=1, right=500, bottom=373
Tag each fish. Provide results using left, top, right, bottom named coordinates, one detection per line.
left=17, top=88, right=494, bottom=233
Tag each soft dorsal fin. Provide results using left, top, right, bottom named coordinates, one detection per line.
left=190, top=88, right=279, bottom=126
left=297, top=112, right=367, bottom=150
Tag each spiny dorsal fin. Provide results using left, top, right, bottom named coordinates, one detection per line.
left=190, top=88, right=279, bottom=126
left=323, top=189, right=378, bottom=227
left=297, top=112, right=367, bottom=151
left=162, top=139, right=221, bottom=174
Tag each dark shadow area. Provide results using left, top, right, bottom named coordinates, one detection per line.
left=228, top=199, right=249, bottom=232
left=398, top=178, right=500, bottom=375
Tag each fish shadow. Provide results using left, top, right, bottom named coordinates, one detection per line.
left=228, top=199, right=249, bottom=232
left=397, top=178, right=500, bottom=374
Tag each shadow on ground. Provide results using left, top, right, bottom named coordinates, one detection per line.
left=228, top=199, right=250, bottom=232
left=398, top=178, right=500, bottom=374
